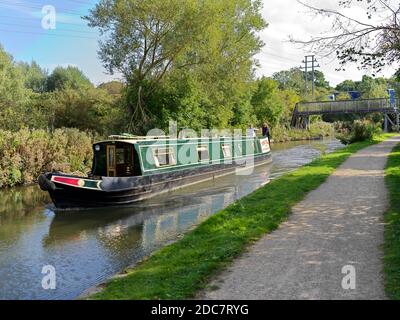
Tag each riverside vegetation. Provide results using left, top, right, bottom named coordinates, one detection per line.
left=0, top=129, right=93, bottom=188
left=335, top=120, right=382, bottom=145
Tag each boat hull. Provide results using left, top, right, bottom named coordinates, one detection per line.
left=39, top=153, right=272, bottom=210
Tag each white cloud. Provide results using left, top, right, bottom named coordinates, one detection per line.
left=256, top=0, right=397, bottom=86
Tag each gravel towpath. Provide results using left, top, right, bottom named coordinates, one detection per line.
left=200, top=136, right=400, bottom=300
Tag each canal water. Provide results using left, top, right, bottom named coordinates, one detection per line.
left=0, top=139, right=343, bottom=300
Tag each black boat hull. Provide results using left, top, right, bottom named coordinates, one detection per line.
left=39, top=153, right=272, bottom=210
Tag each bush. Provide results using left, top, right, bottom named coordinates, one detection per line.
left=0, top=128, right=94, bottom=188
left=270, top=121, right=334, bottom=143
left=335, top=120, right=381, bottom=145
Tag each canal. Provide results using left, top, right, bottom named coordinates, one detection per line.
left=0, top=138, right=343, bottom=300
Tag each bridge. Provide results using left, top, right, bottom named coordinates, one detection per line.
left=291, top=98, right=399, bottom=131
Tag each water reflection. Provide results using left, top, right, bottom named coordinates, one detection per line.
left=0, top=138, right=343, bottom=300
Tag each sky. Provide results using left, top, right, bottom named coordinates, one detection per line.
left=255, top=0, right=397, bottom=86
left=0, top=0, right=397, bottom=87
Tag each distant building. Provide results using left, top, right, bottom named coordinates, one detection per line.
left=388, top=89, right=396, bottom=106
left=348, top=91, right=361, bottom=100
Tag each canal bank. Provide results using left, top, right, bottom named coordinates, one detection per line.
left=201, top=135, right=400, bottom=300
left=384, top=142, right=400, bottom=299
left=87, top=135, right=394, bottom=300
left=0, top=139, right=342, bottom=300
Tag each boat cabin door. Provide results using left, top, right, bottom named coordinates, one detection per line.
left=107, top=145, right=116, bottom=177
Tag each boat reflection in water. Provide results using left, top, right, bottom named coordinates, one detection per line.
left=37, top=171, right=267, bottom=300
left=44, top=180, right=248, bottom=253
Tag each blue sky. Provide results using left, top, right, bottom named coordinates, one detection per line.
left=0, top=0, right=396, bottom=87
left=0, top=0, right=117, bottom=85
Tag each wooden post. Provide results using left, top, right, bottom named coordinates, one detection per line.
left=384, top=113, right=389, bottom=132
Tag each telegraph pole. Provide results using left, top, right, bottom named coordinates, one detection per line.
left=300, top=55, right=320, bottom=98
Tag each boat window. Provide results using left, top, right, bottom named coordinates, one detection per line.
left=153, top=148, right=177, bottom=167
left=116, top=148, right=125, bottom=165
left=222, top=144, right=232, bottom=158
left=108, top=146, right=115, bottom=168
left=197, top=145, right=210, bottom=162
left=107, top=145, right=116, bottom=177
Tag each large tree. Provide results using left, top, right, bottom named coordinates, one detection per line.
left=18, top=61, right=48, bottom=93
left=46, top=66, right=93, bottom=92
left=293, top=0, right=400, bottom=75
left=0, top=46, right=29, bottom=130
left=85, top=0, right=266, bottom=132
left=251, top=77, right=284, bottom=127
left=0, top=46, right=26, bottom=105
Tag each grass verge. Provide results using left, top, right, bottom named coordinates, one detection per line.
left=384, top=140, right=400, bottom=299
left=91, top=134, right=392, bottom=300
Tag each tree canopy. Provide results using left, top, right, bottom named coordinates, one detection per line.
left=0, top=46, right=26, bottom=105
left=336, top=75, right=390, bottom=99
left=85, top=0, right=266, bottom=132
left=293, top=0, right=400, bottom=75
left=46, top=66, right=93, bottom=91
left=18, top=61, right=48, bottom=93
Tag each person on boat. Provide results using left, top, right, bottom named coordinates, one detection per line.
left=247, top=124, right=258, bottom=137
left=262, top=122, right=271, bottom=144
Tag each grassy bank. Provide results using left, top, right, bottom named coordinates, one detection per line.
left=384, top=141, right=400, bottom=299
left=271, top=121, right=334, bottom=143
left=90, top=134, right=391, bottom=300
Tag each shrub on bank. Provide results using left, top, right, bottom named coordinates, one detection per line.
left=0, top=128, right=94, bottom=188
left=335, top=120, right=382, bottom=145
left=270, top=121, right=334, bottom=143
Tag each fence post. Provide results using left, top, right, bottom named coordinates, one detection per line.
left=384, top=113, right=389, bottom=132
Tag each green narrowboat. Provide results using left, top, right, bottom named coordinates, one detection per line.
left=38, top=135, right=271, bottom=209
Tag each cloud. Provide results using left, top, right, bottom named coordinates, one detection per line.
left=257, top=0, right=397, bottom=85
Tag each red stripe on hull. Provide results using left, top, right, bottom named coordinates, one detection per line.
left=52, top=176, right=80, bottom=186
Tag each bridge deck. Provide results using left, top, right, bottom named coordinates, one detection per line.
left=291, top=98, right=399, bottom=129
left=296, top=98, right=398, bottom=115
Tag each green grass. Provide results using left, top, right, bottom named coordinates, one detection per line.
left=384, top=139, right=400, bottom=299
left=91, top=134, right=393, bottom=300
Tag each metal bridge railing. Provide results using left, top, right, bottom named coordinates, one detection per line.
left=296, top=98, right=398, bottom=114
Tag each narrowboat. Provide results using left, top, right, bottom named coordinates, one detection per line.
left=38, top=135, right=271, bottom=209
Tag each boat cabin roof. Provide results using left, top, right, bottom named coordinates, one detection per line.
left=94, top=135, right=251, bottom=146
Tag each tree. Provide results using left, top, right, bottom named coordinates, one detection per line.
left=0, top=46, right=30, bottom=130
left=272, top=68, right=331, bottom=102
left=86, top=0, right=266, bottom=132
left=98, top=81, right=125, bottom=97
left=277, top=88, right=300, bottom=124
left=358, top=75, right=388, bottom=98
left=41, top=87, right=123, bottom=135
left=336, top=76, right=389, bottom=98
left=18, top=61, right=48, bottom=93
left=0, top=46, right=26, bottom=105
left=251, top=77, right=284, bottom=127
left=272, top=68, right=306, bottom=94
left=293, top=0, right=400, bottom=75
left=307, top=70, right=330, bottom=89
left=46, top=66, right=93, bottom=92
left=335, top=80, right=357, bottom=92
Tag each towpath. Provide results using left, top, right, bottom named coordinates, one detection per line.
left=201, top=136, right=400, bottom=300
